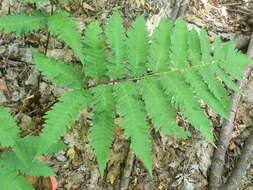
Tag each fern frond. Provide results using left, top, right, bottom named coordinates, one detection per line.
left=0, top=168, right=34, bottom=190
left=83, top=22, right=108, bottom=80
left=161, top=73, right=213, bottom=142
left=32, top=50, right=87, bottom=89
left=115, top=82, right=152, bottom=174
left=105, top=11, right=127, bottom=79
left=47, top=11, right=85, bottom=64
left=0, top=107, right=19, bottom=147
left=0, top=11, right=47, bottom=36
left=90, top=85, right=115, bottom=176
left=36, top=90, right=90, bottom=156
left=127, top=15, right=149, bottom=76
left=148, top=18, right=172, bottom=72
left=140, top=78, right=190, bottom=138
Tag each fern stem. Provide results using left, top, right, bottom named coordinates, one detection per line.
left=84, top=61, right=218, bottom=90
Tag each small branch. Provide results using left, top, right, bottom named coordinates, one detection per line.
left=222, top=129, right=253, bottom=190
left=209, top=32, right=253, bottom=190
left=119, top=148, right=135, bottom=190
left=44, top=2, right=54, bottom=55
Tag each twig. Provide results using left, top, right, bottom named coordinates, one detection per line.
left=170, top=0, right=189, bottom=22
left=119, top=148, right=135, bottom=190
left=209, top=32, right=253, bottom=190
left=44, top=2, right=54, bottom=55
left=222, top=129, right=253, bottom=190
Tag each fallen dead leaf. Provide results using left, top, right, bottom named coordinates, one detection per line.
left=135, top=0, right=145, bottom=7
left=0, top=77, right=10, bottom=98
left=67, top=147, right=76, bottom=160
left=82, top=2, right=94, bottom=11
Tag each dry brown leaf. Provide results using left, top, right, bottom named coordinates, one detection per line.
left=82, top=2, right=95, bottom=11
left=67, top=147, right=76, bottom=160
left=135, top=0, right=145, bottom=7
left=23, top=175, right=52, bottom=190
left=0, top=77, right=10, bottom=98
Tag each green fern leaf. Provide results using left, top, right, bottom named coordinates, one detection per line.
left=0, top=11, right=47, bottom=36
left=47, top=11, right=85, bottom=64
left=90, top=85, right=115, bottom=176
left=221, top=42, right=250, bottom=80
left=32, top=50, right=87, bottom=89
left=115, top=82, right=152, bottom=174
left=170, top=18, right=188, bottom=68
left=105, top=11, right=127, bottom=79
left=127, top=15, right=149, bottom=76
left=0, top=107, right=19, bottom=147
left=0, top=151, right=55, bottom=177
left=140, top=78, right=190, bottom=138
left=36, top=90, right=90, bottom=156
left=0, top=168, right=34, bottom=190
left=186, top=30, right=229, bottom=117
left=83, top=21, right=107, bottom=80
left=148, top=18, right=172, bottom=72
left=161, top=73, right=213, bottom=142
left=198, top=29, right=230, bottom=112
left=213, top=37, right=241, bottom=92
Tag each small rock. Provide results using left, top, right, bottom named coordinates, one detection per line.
left=7, top=60, right=22, bottom=66
left=15, top=113, right=35, bottom=130
left=0, top=91, right=7, bottom=103
left=8, top=44, right=19, bottom=56
left=55, top=151, right=67, bottom=162
left=0, top=46, right=6, bottom=55
left=6, top=69, right=17, bottom=80
left=25, top=70, right=40, bottom=86
left=52, top=84, right=69, bottom=97
left=11, top=91, right=21, bottom=102
left=20, top=48, right=33, bottom=63
left=39, top=82, right=49, bottom=93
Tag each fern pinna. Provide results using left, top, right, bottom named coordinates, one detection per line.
left=0, top=10, right=251, bottom=177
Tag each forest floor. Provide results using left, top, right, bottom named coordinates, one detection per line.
left=1, top=0, right=253, bottom=190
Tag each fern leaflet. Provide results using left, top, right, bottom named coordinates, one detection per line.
left=83, top=22, right=108, bottom=80
left=0, top=107, right=19, bottom=147
left=105, top=11, right=127, bottom=78
left=148, top=18, right=172, bottom=72
left=127, top=15, right=149, bottom=76
left=0, top=168, right=34, bottom=190
left=161, top=73, right=213, bottom=142
left=140, top=78, right=190, bottom=138
left=32, top=50, right=87, bottom=89
left=36, top=90, right=90, bottom=156
left=90, top=85, right=115, bottom=176
left=47, top=11, right=85, bottom=64
left=0, top=11, right=47, bottom=36
left=115, top=82, right=152, bottom=174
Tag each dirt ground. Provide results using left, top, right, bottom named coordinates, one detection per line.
left=1, top=0, right=253, bottom=189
